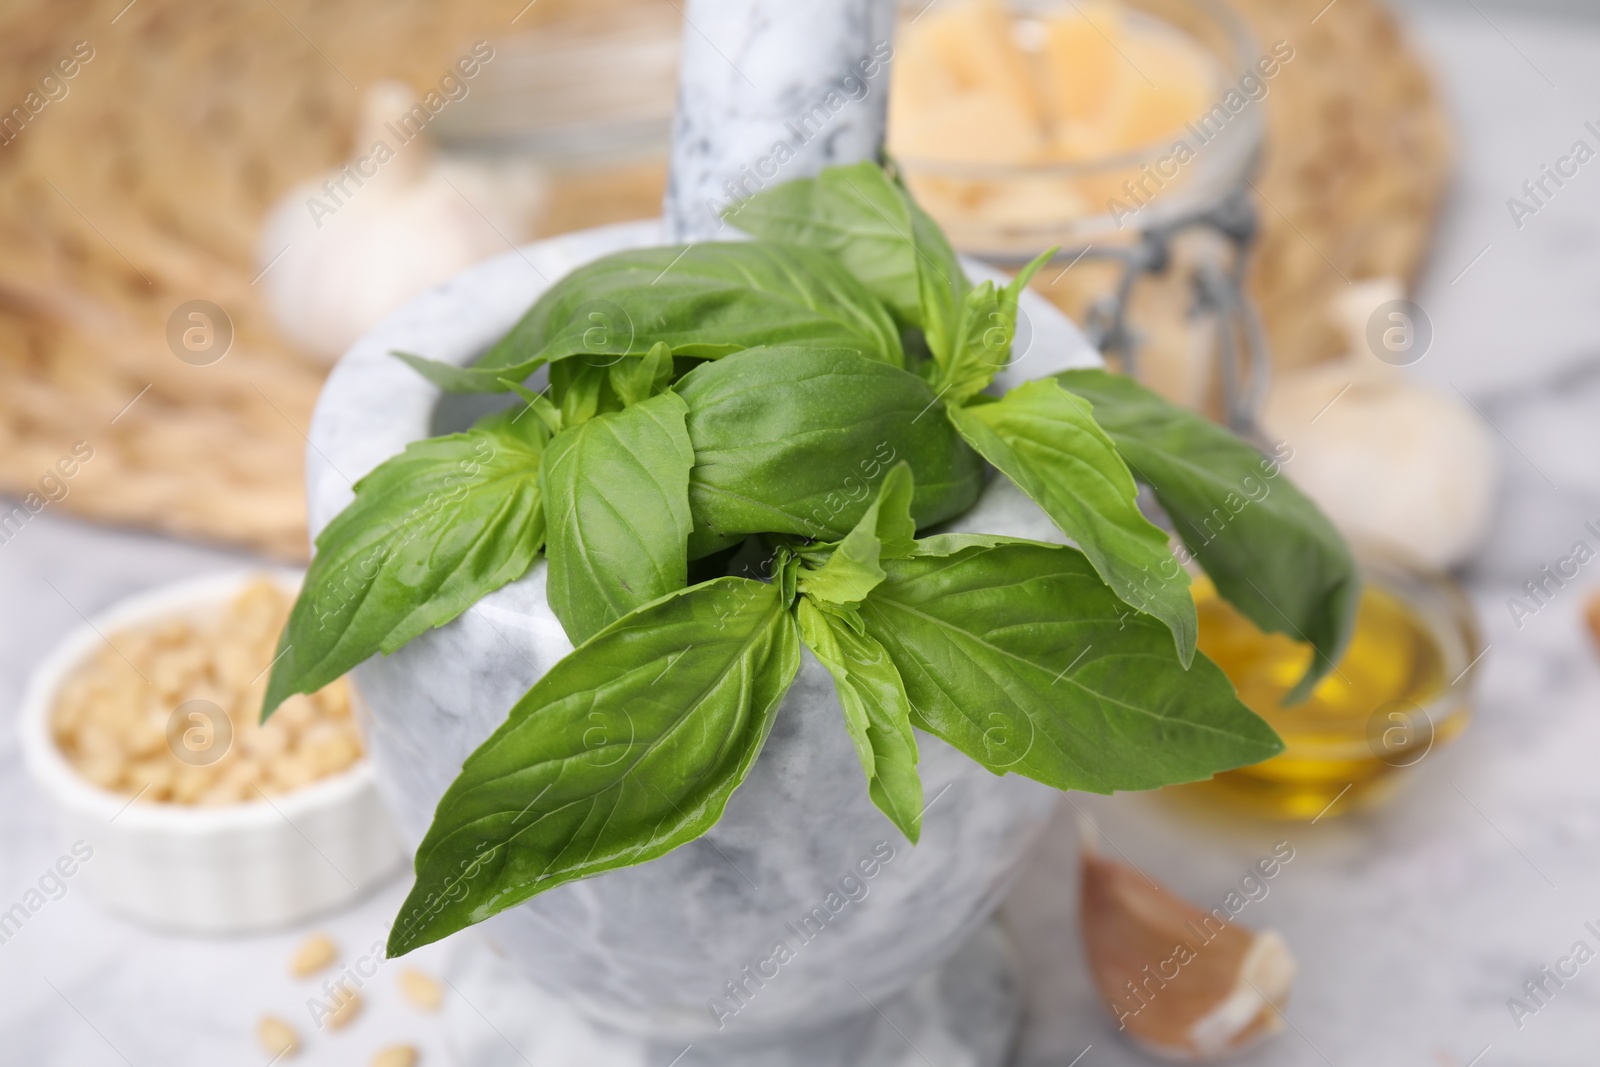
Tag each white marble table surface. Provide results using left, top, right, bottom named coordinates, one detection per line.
left=5, top=7, right=1600, bottom=1064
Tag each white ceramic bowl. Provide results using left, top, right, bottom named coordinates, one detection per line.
left=18, top=570, right=406, bottom=934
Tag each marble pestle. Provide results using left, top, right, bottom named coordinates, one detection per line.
left=664, top=0, right=897, bottom=241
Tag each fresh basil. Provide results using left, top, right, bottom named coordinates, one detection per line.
left=797, top=461, right=917, bottom=606
left=540, top=391, right=696, bottom=644
left=395, top=241, right=904, bottom=393
left=948, top=379, right=1196, bottom=664
left=726, top=162, right=968, bottom=361
left=1057, top=369, right=1359, bottom=701
left=263, top=414, right=549, bottom=720
left=258, top=161, right=1362, bottom=956
left=678, top=346, right=982, bottom=556
left=388, top=576, right=799, bottom=955
left=549, top=355, right=616, bottom=425
left=610, top=341, right=675, bottom=408
left=796, top=598, right=923, bottom=842
left=938, top=250, right=1052, bottom=404
left=859, top=540, right=1280, bottom=792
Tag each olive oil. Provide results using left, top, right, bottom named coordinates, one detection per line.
left=1176, top=573, right=1471, bottom=820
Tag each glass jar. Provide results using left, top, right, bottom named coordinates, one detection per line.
left=890, top=0, right=1270, bottom=430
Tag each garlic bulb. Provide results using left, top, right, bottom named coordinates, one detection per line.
left=1261, top=278, right=1498, bottom=570
left=257, top=81, right=547, bottom=362
left=1079, top=842, right=1296, bottom=1060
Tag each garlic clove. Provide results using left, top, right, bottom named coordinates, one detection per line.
left=1332, top=276, right=1408, bottom=386
left=356, top=80, right=436, bottom=186
left=1261, top=276, right=1498, bottom=571
left=1079, top=845, right=1296, bottom=1061
left=1264, top=367, right=1497, bottom=569
left=255, top=81, right=546, bottom=362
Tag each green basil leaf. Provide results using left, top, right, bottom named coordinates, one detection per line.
left=726, top=162, right=968, bottom=358
left=775, top=547, right=801, bottom=609
left=909, top=189, right=966, bottom=364
left=541, top=392, right=695, bottom=644
left=393, top=349, right=505, bottom=394
left=677, top=346, right=982, bottom=556
left=610, top=341, right=675, bottom=408
left=999, top=248, right=1052, bottom=314
left=263, top=419, right=548, bottom=720
left=1057, top=369, right=1359, bottom=702
left=500, top=379, right=565, bottom=436
left=388, top=576, right=800, bottom=955
left=911, top=532, right=1033, bottom=558
left=939, top=249, right=1053, bottom=404
left=943, top=281, right=1005, bottom=404
left=550, top=355, right=619, bottom=426
left=797, top=461, right=917, bottom=606
left=859, top=541, right=1281, bottom=793
left=934, top=247, right=1049, bottom=404
left=796, top=598, right=922, bottom=842
left=948, top=379, right=1196, bottom=665
left=396, top=241, right=904, bottom=393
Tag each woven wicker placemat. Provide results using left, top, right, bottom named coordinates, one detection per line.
left=0, top=0, right=654, bottom=560
left=0, top=0, right=1447, bottom=559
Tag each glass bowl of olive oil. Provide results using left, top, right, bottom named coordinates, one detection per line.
left=1177, top=548, right=1480, bottom=820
